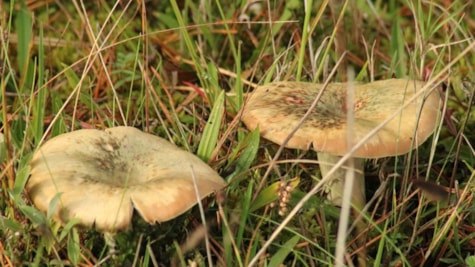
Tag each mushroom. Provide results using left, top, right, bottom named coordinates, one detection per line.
left=241, top=78, right=441, bottom=243
left=27, top=126, right=226, bottom=232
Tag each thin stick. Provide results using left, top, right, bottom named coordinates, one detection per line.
left=190, top=165, right=213, bottom=267
left=335, top=69, right=356, bottom=267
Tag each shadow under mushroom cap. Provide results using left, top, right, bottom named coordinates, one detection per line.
left=242, top=79, right=442, bottom=158
left=27, top=126, right=226, bottom=232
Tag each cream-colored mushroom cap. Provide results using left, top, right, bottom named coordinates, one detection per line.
left=242, top=79, right=441, bottom=158
left=27, top=126, right=226, bottom=232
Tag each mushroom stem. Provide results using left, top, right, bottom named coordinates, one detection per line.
left=317, top=152, right=365, bottom=208
left=104, top=232, right=117, bottom=259
left=317, top=152, right=367, bottom=265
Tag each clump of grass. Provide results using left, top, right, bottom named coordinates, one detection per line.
left=1, top=0, right=475, bottom=266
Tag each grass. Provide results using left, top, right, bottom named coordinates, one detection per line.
left=1, top=0, right=475, bottom=266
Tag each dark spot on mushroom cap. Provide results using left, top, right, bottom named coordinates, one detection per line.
left=251, top=83, right=347, bottom=130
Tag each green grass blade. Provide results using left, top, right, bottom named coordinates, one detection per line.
left=374, top=218, right=389, bottom=266
left=59, top=218, right=81, bottom=242
left=12, top=153, right=31, bottom=199
left=296, top=0, right=313, bottom=81
left=14, top=3, right=32, bottom=77
left=227, top=128, right=260, bottom=180
left=169, top=0, right=209, bottom=89
left=32, top=24, right=46, bottom=144
left=67, top=228, right=80, bottom=265
left=19, top=205, right=46, bottom=226
left=50, top=91, right=67, bottom=136
left=268, top=235, right=300, bottom=267
left=235, top=178, right=253, bottom=250
left=197, top=90, right=224, bottom=162
left=390, top=16, right=407, bottom=77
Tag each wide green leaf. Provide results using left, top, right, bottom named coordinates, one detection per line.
left=197, top=90, right=225, bottom=162
left=268, top=235, right=300, bottom=267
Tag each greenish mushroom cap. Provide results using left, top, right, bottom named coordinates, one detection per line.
left=242, top=79, right=441, bottom=158
left=27, top=126, right=226, bottom=232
